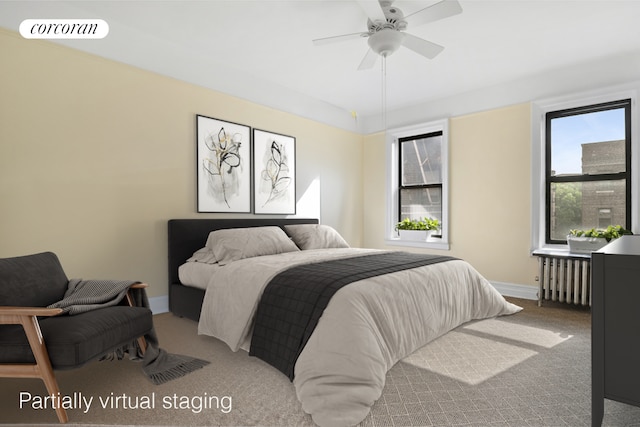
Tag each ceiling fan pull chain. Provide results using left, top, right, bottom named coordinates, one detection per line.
left=382, top=55, right=388, bottom=130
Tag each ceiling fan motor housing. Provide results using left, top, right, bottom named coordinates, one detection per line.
left=367, top=3, right=407, bottom=33
left=366, top=1, right=407, bottom=56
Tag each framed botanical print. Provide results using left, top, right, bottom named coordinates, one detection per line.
left=196, top=115, right=251, bottom=212
left=253, top=129, right=296, bottom=215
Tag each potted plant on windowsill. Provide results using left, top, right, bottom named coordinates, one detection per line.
left=395, top=217, right=440, bottom=241
left=567, top=225, right=632, bottom=254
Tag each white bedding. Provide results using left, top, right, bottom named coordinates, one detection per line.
left=196, top=248, right=521, bottom=426
left=178, top=261, right=221, bottom=290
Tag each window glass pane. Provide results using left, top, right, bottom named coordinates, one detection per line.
left=598, top=208, right=612, bottom=229
left=550, top=180, right=627, bottom=240
left=400, top=187, right=442, bottom=223
left=401, top=135, right=441, bottom=185
left=550, top=108, right=626, bottom=176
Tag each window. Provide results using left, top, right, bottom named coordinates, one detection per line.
left=545, top=99, right=631, bottom=243
left=532, top=88, right=637, bottom=251
left=386, top=119, right=449, bottom=250
left=399, top=132, right=443, bottom=231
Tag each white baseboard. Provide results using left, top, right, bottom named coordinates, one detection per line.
left=490, top=281, right=538, bottom=301
left=148, top=295, right=169, bottom=314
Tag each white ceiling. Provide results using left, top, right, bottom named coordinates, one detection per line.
left=2, top=0, right=640, bottom=133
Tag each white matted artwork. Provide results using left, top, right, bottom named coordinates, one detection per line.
left=253, top=129, right=296, bottom=214
left=197, top=115, right=251, bottom=213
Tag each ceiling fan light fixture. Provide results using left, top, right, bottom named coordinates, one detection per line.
left=368, top=28, right=404, bottom=57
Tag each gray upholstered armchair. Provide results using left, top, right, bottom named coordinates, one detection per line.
left=0, top=252, right=153, bottom=423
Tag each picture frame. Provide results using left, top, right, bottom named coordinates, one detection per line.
left=253, top=129, right=296, bottom=215
left=196, top=115, right=251, bottom=213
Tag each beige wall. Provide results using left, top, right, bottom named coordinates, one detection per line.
left=0, top=29, right=364, bottom=297
left=1, top=27, right=543, bottom=296
left=363, top=104, right=539, bottom=288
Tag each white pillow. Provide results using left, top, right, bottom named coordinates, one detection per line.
left=206, top=226, right=299, bottom=265
left=284, top=224, right=350, bottom=250
left=186, top=247, right=218, bottom=264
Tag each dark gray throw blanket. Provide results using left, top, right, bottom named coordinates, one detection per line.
left=48, top=279, right=209, bottom=385
left=249, top=251, right=456, bottom=380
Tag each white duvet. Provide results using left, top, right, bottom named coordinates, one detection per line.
left=197, top=248, right=521, bottom=426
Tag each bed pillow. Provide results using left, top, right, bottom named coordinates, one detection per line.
left=187, top=247, right=218, bottom=264
left=284, top=224, right=350, bottom=250
left=206, top=226, right=299, bottom=265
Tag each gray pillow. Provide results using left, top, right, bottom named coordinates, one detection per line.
left=284, top=224, right=350, bottom=250
left=206, top=226, right=299, bottom=265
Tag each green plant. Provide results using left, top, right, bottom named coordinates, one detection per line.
left=568, top=225, right=632, bottom=242
left=395, top=217, right=440, bottom=231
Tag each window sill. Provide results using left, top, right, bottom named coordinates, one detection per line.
left=385, top=238, right=450, bottom=251
left=531, top=247, right=591, bottom=259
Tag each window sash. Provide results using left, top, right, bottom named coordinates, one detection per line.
left=399, top=185, right=443, bottom=237
left=548, top=179, right=627, bottom=241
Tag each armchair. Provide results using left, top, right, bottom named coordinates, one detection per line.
left=0, top=252, right=153, bottom=423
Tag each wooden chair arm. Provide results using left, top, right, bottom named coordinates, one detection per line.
left=0, top=306, right=63, bottom=318
left=130, top=282, right=148, bottom=289
left=0, top=283, right=148, bottom=320
left=0, top=305, right=68, bottom=422
left=124, top=283, right=148, bottom=312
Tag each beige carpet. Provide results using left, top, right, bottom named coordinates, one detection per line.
left=1, top=298, right=639, bottom=426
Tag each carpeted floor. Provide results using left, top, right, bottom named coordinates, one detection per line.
left=1, top=297, right=639, bottom=426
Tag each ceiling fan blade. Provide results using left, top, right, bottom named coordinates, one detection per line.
left=312, top=32, right=367, bottom=46
left=358, top=48, right=378, bottom=70
left=405, top=0, right=462, bottom=28
left=402, top=33, right=444, bottom=59
left=355, top=0, right=387, bottom=24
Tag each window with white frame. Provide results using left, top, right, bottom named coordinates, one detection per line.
left=386, top=119, right=449, bottom=250
left=532, top=90, right=637, bottom=250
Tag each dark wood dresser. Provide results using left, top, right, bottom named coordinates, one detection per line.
left=592, top=235, right=640, bottom=426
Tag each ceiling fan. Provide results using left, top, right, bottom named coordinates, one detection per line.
left=312, top=0, right=462, bottom=70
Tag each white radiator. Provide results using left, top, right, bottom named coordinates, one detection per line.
left=537, top=255, right=591, bottom=306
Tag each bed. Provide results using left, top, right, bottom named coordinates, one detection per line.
left=168, top=218, right=319, bottom=321
left=168, top=218, right=521, bottom=426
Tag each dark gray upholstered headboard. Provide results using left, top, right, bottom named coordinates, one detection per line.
left=167, top=218, right=319, bottom=320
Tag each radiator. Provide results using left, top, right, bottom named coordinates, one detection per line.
left=537, top=255, right=591, bottom=306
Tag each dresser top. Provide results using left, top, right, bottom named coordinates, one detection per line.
left=596, top=235, right=640, bottom=256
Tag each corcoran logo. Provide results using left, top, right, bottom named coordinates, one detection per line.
left=19, top=19, right=109, bottom=39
